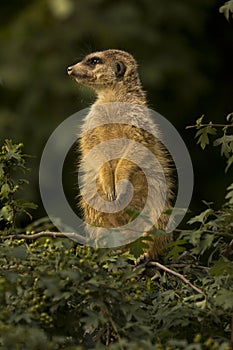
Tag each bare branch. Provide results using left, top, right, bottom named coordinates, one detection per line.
left=149, top=261, right=204, bottom=295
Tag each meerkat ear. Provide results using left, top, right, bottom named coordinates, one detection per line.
left=115, top=61, right=126, bottom=79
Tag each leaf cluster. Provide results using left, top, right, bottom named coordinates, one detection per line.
left=191, top=114, right=233, bottom=171
left=0, top=140, right=37, bottom=231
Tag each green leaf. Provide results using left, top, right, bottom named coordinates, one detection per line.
left=226, top=112, right=233, bottom=122
left=18, top=178, right=29, bottom=185
left=213, top=133, right=233, bottom=158
left=192, top=233, right=215, bottom=255
left=165, top=240, right=187, bottom=260
left=0, top=163, right=4, bottom=179
left=11, top=246, right=27, bottom=259
left=81, top=310, right=104, bottom=330
left=0, top=183, right=11, bottom=199
left=214, top=289, right=233, bottom=310
left=0, top=205, right=13, bottom=222
left=127, top=235, right=151, bottom=258
left=188, top=209, right=213, bottom=225
left=195, top=126, right=217, bottom=150
left=225, top=155, right=233, bottom=172
left=219, top=0, right=233, bottom=21
left=15, top=199, right=38, bottom=210
left=210, top=259, right=233, bottom=276
left=196, top=114, right=205, bottom=127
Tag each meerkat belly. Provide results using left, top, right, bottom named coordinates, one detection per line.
left=79, top=124, right=149, bottom=227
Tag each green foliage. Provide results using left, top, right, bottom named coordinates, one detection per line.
left=192, top=115, right=233, bottom=171
left=0, top=237, right=232, bottom=350
left=0, top=140, right=37, bottom=231
left=177, top=179, right=233, bottom=263
left=0, top=138, right=233, bottom=349
left=0, top=237, right=152, bottom=349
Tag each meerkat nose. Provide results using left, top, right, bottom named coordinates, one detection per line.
left=67, top=66, right=73, bottom=75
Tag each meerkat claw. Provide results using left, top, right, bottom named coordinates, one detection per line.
left=105, top=191, right=116, bottom=201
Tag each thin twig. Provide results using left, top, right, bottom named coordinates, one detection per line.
left=186, top=123, right=233, bottom=130
left=101, top=298, right=124, bottom=350
left=108, top=315, right=124, bottom=350
left=149, top=261, right=204, bottom=295
left=0, top=231, right=86, bottom=244
left=170, top=263, right=209, bottom=271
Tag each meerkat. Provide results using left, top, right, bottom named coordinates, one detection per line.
left=67, top=49, right=174, bottom=259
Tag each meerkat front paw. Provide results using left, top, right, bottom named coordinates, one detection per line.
left=98, top=163, right=116, bottom=201
left=104, top=188, right=116, bottom=201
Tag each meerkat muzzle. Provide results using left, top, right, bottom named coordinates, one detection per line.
left=67, top=64, right=96, bottom=82
left=67, top=66, right=73, bottom=75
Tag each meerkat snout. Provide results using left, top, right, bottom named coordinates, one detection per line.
left=67, top=66, right=73, bottom=75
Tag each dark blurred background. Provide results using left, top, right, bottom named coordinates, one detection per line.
left=1, top=0, right=232, bottom=224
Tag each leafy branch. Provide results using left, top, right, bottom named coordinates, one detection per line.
left=0, top=230, right=86, bottom=244
left=186, top=114, right=233, bottom=171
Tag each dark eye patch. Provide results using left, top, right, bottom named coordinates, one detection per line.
left=86, top=56, right=102, bottom=66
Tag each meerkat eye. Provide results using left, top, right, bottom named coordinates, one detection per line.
left=115, top=61, right=126, bottom=78
left=86, top=57, right=102, bottom=66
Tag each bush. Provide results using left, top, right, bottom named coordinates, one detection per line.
left=1, top=116, right=233, bottom=350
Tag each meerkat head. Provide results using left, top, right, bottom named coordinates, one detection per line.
left=67, top=49, right=140, bottom=91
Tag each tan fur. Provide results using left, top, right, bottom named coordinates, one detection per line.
left=67, top=49, right=173, bottom=259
